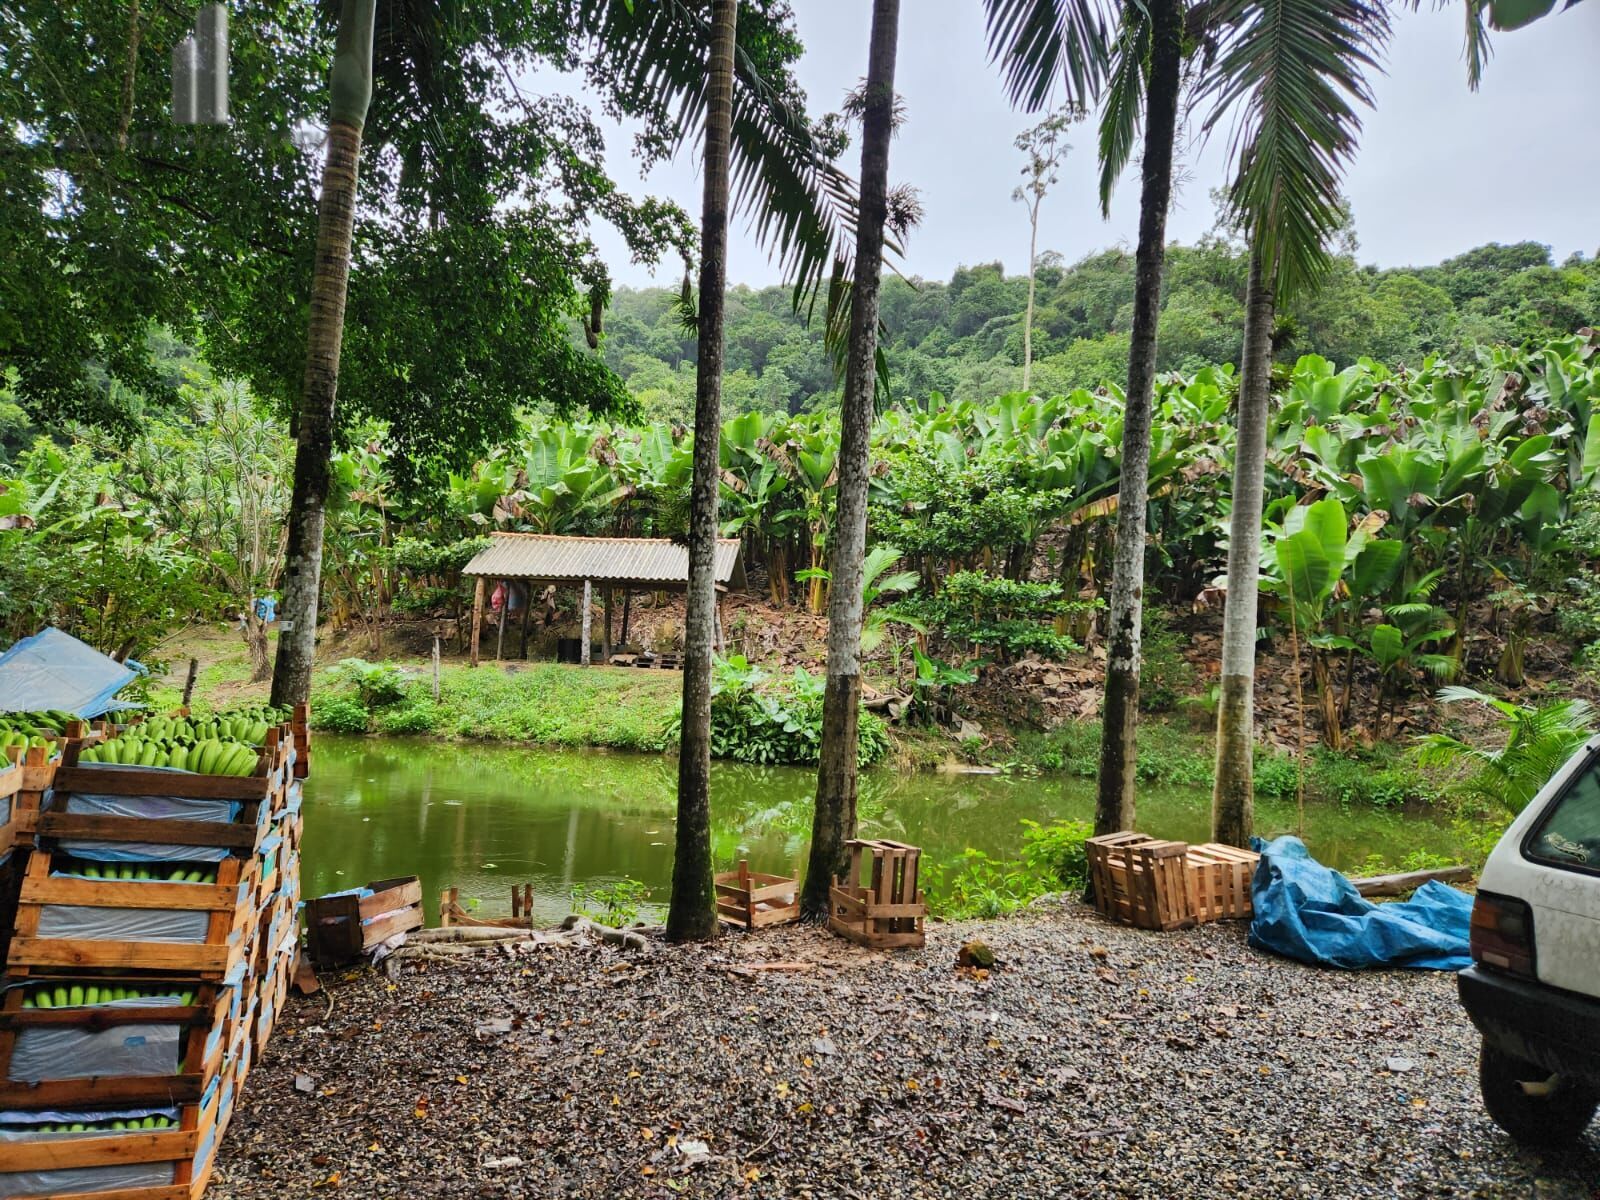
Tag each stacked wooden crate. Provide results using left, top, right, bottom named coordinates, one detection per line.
left=0, top=707, right=309, bottom=1200
left=1087, top=832, right=1259, bottom=931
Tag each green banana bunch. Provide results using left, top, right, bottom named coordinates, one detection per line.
left=25, top=983, right=195, bottom=1008
left=60, top=857, right=218, bottom=884
left=24, top=1115, right=177, bottom=1133
left=0, top=709, right=76, bottom=735
left=80, top=735, right=259, bottom=775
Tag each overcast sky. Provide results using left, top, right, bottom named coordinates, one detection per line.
left=577, top=1, right=1600, bottom=289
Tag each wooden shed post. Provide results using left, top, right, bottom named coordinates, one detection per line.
left=581, top=580, right=593, bottom=666
left=621, top=590, right=632, bottom=647
left=495, top=578, right=507, bottom=662
left=470, top=576, right=485, bottom=667
left=519, top=586, right=532, bottom=660
left=602, top=588, right=614, bottom=664
left=714, top=593, right=726, bottom=655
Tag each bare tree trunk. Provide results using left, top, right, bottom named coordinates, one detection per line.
left=801, top=0, right=901, bottom=920
left=243, top=612, right=271, bottom=683
left=270, top=0, right=375, bottom=709
left=1094, top=0, right=1183, bottom=837
left=1022, top=200, right=1038, bottom=390
left=1212, top=244, right=1274, bottom=848
left=668, top=0, right=737, bottom=944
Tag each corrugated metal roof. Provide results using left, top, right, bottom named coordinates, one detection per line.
left=463, top=533, right=745, bottom=590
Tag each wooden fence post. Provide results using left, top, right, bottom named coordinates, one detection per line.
left=470, top=577, right=485, bottom=667
left=602, top=588, right=614, bottom=664
left=432, top=637, right=441, bottom=702
left=581, top=580, right=593, bottom=666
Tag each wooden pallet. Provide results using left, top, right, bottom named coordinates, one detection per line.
left=6, top=854, right=260, bottom=979
left=827, top=840, right=926, bottom=950
left=1185, top=843, right=1259, bottom=923
left=715, top=860, right=799, bottom=930
left=0, top=1073, right=224, bottom=1200
left=0, top=756, right=23, bottom=858
left=306, top=876, right=423, bottom=967
left=0, top=978, right=230, bottom=1108
left=1087, top=832, right=1193, bottom=931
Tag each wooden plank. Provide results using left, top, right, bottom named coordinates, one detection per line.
left=1351, top=865, right=1472, bottom=897
left=54, top=765, right=278, bottom=802
left=3, top=1125, right=200, bottom=1171
left=356, top=878, right=422, bottom=919
left=34, top=812, right=263, bottom=850
left=8, top=936, right=235, bottom=974
left=24, top=876, right=238, bottom=911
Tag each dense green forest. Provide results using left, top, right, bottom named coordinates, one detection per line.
left=605, top=237, right=1600, bottom=421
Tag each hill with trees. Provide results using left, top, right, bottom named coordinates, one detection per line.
left=603, top=237, right=1600, bottom=421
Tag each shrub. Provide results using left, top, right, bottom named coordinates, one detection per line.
left=1020, top=818, right=1092, bottom=890
left=310, top=697, right=369, bottom=734
left=670, top=657, right=890, bottom=768
left=378, top=702, right=440, bottom=735
left=1253, top=752, right=1301, bottom=800
left=332, top=658, right=411, bottom=708
left=570, top=878, right=651, bottom=926
left=923, top=850, right=1055, bottom=920
left=1139, top=610, right=1196, bottom=713
left=894, top=571, right=1095, bottom=662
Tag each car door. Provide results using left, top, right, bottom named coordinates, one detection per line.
left=1481, top=738, right=1600, bottom=999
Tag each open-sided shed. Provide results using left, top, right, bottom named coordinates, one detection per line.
left=461, top=533, right=746, bottom=665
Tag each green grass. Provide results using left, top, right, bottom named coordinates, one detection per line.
left=311, top=662, right=683, bottom=752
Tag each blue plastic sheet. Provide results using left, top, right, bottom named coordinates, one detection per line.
left=1248, top=836, right=1473, bottom=971
left=0, top=627, right=141, bottom=717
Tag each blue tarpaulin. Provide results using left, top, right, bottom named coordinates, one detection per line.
left=1248, top=836, right=1473, bottom=971
left=0, top=627, right=141, bottom=717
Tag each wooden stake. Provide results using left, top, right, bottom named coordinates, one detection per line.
left=603, top=588, right=614, bottom=664
left=581, top=580, right=593, bottom=666
left=470, top=576, right=485, bottom=667
left=432, top=637, right=441, bottom=702
left=181, top=657, right=199, bottom=706
left=494, top=578, right=507, bottom=662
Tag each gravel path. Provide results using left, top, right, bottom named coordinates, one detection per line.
left=211, top=901, right=1599, bottom=1199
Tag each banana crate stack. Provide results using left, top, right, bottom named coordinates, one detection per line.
left=0, top=703, right=309, bottom=1200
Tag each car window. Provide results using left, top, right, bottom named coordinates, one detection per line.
left=1528, top=748, right=1600, bottom=872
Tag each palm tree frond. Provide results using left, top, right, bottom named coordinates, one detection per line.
left=982, top=0, right=1116, bottom=112
left=1095, top=5, right=1152, bottom=217
left=1199, top=0, right=1391, bottom=299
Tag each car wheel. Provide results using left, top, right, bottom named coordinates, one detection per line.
left=1480, top=1038, right=1599, bottom=1147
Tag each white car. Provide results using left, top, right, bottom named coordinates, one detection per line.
left=1461, top=735, right=1600, bottom=1146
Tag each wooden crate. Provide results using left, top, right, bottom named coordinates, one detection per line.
left=1087, top=832, right=1193, bottom=931
left=0, top=978, right=230, bottom=1108
left=715, top=860, right=799, bottom=930
left=4, top=742, right=65, bottom=852
left=0, top=757, right=23, bottom=859
left=827, top=840, right=926, bottom=950
left=291, top=703, right=311, bottom=780
left=0, top=1074, right=224, bottom=1200
left=32, top=736, right=291, bottom=862
left=305, top=876, right=423, bottom=968
left=6, top=853, right=261, bottom=979
left=1186, top=843, right=1259, bottom=923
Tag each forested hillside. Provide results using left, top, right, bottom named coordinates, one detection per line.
left=605, top=238, right=1600, bottom=420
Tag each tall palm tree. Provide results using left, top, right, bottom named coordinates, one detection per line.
left=668, top=0, right=738, bottom=944
left=803, top=0, right=903, bottom=920
left=986, top=0, right=1183, bottom=837
left=272, top=0, right=377, bottom=707
left=1206, top=0, right=1390, bottom=846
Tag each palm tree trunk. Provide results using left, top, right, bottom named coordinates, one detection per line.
left=269, top=0, right=375, bottom=709
left=1212, top=244, right=1274, bottom=847
left=802, top=0, right=901, bottom=920
left=1094, top=0, right=1182, bottom=837
left=667, top=0, right=737, bottom=944
left=1022, top=200, right=1038, bottom=390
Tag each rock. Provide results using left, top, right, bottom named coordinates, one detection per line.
left=957, top=939, right=996, bottom=969
left=1385, top=1056, right=1416, bottom=1074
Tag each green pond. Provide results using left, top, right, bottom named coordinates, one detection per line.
left=299, top=735, right=1466, bottom=923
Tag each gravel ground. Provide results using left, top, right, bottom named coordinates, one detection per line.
left=211, top=901, right=1600, bottom=1199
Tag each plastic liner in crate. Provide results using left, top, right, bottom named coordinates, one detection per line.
left=0, top=1103, right=182, bottom=1198
left=7, top=853, right=260, bottom=979
left=34, top=743, right=290, bottom=864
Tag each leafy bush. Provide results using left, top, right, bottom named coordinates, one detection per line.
left=895, top=571, right=1092, bottom=662
left=923, top=850, right=1055, bottom=919
left=1309, top=751, right=1426, bottom=810
left=1419, top=686, right=1596, bottom=813
left=310, top=697, right=369, bottom=734
left=1356, top=848, right=1457, bottom=876
left=1020, top=818, right=1092, bottom=889
left=570, top=878, right=651, bottom=926
left=1138, top=609, right=1196, bottom=713
left=670, top=657, right=890, bottom=768
left=332, top=659, right=411, bottom=708
left=1253, top=752, right=1301, bottom=800
left=377, top=702, right=440, bottom=735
